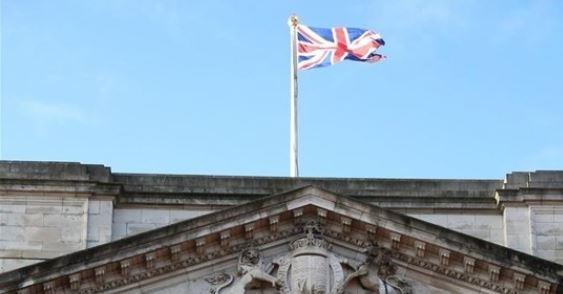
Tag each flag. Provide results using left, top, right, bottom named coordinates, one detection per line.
left=296, top=25, right=386, bottom=70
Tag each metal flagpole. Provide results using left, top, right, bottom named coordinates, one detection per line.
left=288, top=15, right=299, bottom=177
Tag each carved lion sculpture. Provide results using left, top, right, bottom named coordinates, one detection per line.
left=336, top=243, right=412, bottom=294
left=211, top=247, right=280, bottom=294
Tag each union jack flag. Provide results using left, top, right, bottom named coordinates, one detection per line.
left=297, top=25, right=386, bottom=70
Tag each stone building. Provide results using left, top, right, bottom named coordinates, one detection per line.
left=0, top=161, right=562, bottom=293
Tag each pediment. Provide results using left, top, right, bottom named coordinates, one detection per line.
left=1, top=186, right=562, bottom=293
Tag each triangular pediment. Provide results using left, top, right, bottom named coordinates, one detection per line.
left=1, top=186, right=562, bottom=293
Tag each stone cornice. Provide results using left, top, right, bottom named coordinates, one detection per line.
left=497, top=171, right=563, bottom=206
left=0, top=179, right=122, bottom=198
left=0, top=160, right=502, bottom=209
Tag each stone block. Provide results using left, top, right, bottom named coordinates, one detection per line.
left=126, top=223, right=157, bottom=236
left=529, top=170, right=563, bottom=184
left=446, top=215, right=475, bottom=230
left=42, top=242, right=83, bottom=252
left=87, top=227, right=99, bottom=243
left=88, top=214, right=111, bottom=227
left=489, top=229, right=504, bottom=245
left=0, top=240, right=42, bottom=250
left=88, top=200, right=100, bottom=214
left=504, top=207, right=529, bottom=219
left=87, top=240, right=99, bottom=248
left=536, top=249, right=558, bottom=261
left=25, top=226, right=61, bottom=242
left=62, top=204, right=84, bottom=215
left=44, top=214, right=83, bottom=227
left=141, top=209, right=170, bottom=224
left=99, top=201, right=113, bottom=214
left=474, top=214, right=503, bottom=229
left=0, top=258, right=40, bottom=273
left=535, top=236, right=557, bottom=250
left=506, top=234, right=531, bottom=253
left=532, top=209, right=555, bottom=223
left=169, top=209, right=213, bottom=223
left=2, top=214, right=44, bottom=227
left=504, top=172, right=529, bottom=189
left=505, top=220, right=529, bottom=232
left=0, top=249, right=23, bottom=258
left=0, top=204, right=26, bottom=214
left=98, top=225, right=112, bottom=242
left=409, top=214, right=447, bottom=226
left=61, top=226, right=82, bottom=243
left=553, top=210, right=563, bottom=222
left=21, top=250, right=61, bottom=259
left=26, top=204, right=62, bottom=214
left=23, top=214, right=44, bottom=226
left=111, top=223, right=127, bottom=241
left=113, top=209, right=142, bottom=224
left=467, top=229, right=490, bottom=241
left=535, top=223, right=563, bottom=236
left=0, top=226, right=25, bottom=241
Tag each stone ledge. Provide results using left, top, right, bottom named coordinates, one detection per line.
left=1, top=161, right=505, bottom=209
left=0, top=161, right=111, bottom=182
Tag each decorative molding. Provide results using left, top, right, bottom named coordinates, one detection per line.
left=392, top=252, right=518, bottom=294
left=120, top=259, right=131, bottom=277
left=538, top=280, right=551, bottom=294
left=414, top=241, right=426, bottom=258
left=244, top=223, right=255, bottom=239
left=42, top=281, right=55, bottom=294
left=220, top=230, right=231, bottom=247
left=390, top=233, right=401, bottom=250
left=94, top=266, right=105, bottom=284
left=145, top=252, right=156, bottom=269
left=317, top=208, right=327, bottom=224
left=340, top=216, right=352, bottom=233
left=513, top=272, right=525, bottom=290
left=69, top=273, right=81, bottom=290
left=170, top=244, right=182, bottom=261
left=292, top=208, right=303, bottom=219
left=463, top=256, right=475, bottom=274
left=488, top=264, right=500, bottom=282
left=366, top=224, right=377, bottom=241
left=196, top=238, right=206, bottom=254
left=269, top=215, right=279, bottom=232
left=439, top=248, right=450, bottom=266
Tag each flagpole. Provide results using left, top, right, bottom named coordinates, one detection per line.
left=288, top=15, right=299, bottom=177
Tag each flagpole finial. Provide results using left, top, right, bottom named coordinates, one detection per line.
left=288, top=15, right=299, bottom=28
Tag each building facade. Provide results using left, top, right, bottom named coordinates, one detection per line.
left=0, top=161, right=562, bottom=293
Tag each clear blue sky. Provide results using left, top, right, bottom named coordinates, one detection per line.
left=2, top=1, right=563, bottom=179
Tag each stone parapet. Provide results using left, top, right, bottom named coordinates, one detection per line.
left=0, top=160, right=503, bottom=209
left=503, top=170, right=563, bottom=190
left=0, top=161, right=111, bottom=182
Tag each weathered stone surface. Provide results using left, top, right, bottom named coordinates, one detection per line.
left=1, top=160, right=563, bottom=279
left=0, top=186, right=561, bottom=294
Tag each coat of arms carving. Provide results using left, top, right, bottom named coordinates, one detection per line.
left=274, top=222, right=344, bottom=294
left=206, top=221, right=412, bottom=294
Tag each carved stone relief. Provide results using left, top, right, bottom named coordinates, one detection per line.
left=274, top=221, right=344, bottom=294
left=337, top=242, right=412, bottom=294
left=208, top=246, right=280, bottom=294
left=206, top=222, right=414, bottom=294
